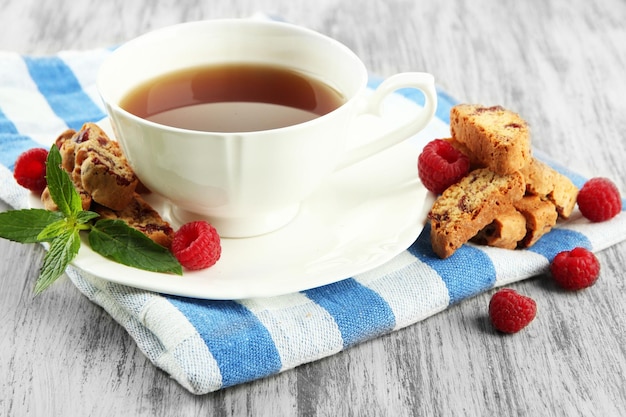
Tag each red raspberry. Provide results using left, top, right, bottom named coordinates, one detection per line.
left=418, top=139, right=470, bottom=195
left=577, top=177, right=622, bottom=222
left=171, top=221, right=221, bottom=270
left=489, top=288, right=537, bottom=334
left=549, top=247, right=600, bottom=291
left=13, top=148, right=49, bottom=193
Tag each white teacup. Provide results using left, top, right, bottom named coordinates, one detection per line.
left=97, top=19, right=436, bottom=237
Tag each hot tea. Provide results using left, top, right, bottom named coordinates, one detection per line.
left=99, top=19, right=436, bottom=237
left=120, top=63, right=346, bottom=132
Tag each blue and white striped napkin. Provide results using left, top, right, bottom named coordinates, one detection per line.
left=1, top=46, right=625, bottom=395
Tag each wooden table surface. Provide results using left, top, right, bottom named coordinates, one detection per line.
left=2, top=1, right=625, bottom=416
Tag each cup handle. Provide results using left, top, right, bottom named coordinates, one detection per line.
left=335, top=72, right=437, bottom=170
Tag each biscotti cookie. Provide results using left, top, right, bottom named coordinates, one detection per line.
left=93, top=194, right=175, bottom=248
left=472, top=204, right=527, bottom=250
left=450, top=104, right=531, bottom=175
left=429, top=168, right=525, bottom=258
left=520, top=158, right=556, bottom=196
left=547, top=172, right=578, bottom=219
left=50, top=123, right=139, bottom=211
left=70, top=123, right=139, bottom=210
left=520, top=157, right=578, bottom=218
left=513, top=195, right=558, bottom=248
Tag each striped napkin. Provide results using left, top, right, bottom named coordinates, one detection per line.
left=1, top=46, right=625, bottom=395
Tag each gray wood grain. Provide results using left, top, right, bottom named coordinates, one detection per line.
left=1, top=0, right=626, bottom=416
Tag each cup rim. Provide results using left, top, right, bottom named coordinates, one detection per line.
left=96, top=18, right=368, bottom=136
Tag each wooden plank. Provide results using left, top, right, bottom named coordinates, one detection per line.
left=1, top=1, right=625, bottom=415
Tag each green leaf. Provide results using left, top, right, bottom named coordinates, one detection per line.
left=89, top=219, right=182, bottom=275
left=0, top=209, right=65, bottom=243
left=37, top=219, right=72, bottom=242
left=45, top=145, right=82, bottom=217
left=76, top=210, right=100, bottom=225
left=35, top=229, right=81, bottom=294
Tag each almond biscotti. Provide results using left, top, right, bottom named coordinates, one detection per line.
left=450, top=104, right=531, bottom=175
left=55, top=123, right=139, bottom=211
left=520, top=157, right=578, bottom=219
left=471, top=204, right=527, bottom=250
left=429, top=168, right=525, bottom=258
left=513, top=195, right=558, bottom=248
left=472, top=195, right=559, bottom=250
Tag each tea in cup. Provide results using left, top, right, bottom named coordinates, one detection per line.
left=97, top=19, right=437, bottom=237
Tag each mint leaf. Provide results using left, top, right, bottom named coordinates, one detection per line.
left=35, top=229, right=81, bottom=294
left=0, top=209, right=64, bottom=243
left=45, top=145, right=82, bottom=216
left=37, top=218, right=73, bottom=242
left=76, top=210, right=100, bottom=224
left=89, top=219, right=182, bottom=275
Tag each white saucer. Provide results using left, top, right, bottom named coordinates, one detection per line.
left=31, top=91, right=449, bottom=299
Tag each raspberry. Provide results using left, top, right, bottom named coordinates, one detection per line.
left=418, top=139, right=470, bottom=195
left=489, top=288, right=537, bottom=333
left=13, top=148, right=49, bottom=193
left=577, top=177, right=622, bottom=222
left=171, top=221, right=221, bottom=270
left=549, top=247, right=600, bottom=291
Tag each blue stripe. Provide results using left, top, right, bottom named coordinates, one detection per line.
left=22, top=56, right=105, bottom=131
left=303, top=278, right=396, bottom=347
left=527, top=228, right=591, bottom=261
left=434, top=89, right=457, bottom=124
left=167, top=297, right=282, bottom=388
left=409, top=224, right=496, bottom=304
left=0, top=107, right=42, bottom=171
left=367, top=76, right=455, bottom=124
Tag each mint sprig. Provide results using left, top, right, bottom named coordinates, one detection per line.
left=0, top=145, right=182, bottom=294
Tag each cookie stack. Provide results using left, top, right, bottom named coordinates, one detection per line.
left=42, top=123, right=175, bottom=248
left=428, top=104, right=578, bottom=258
